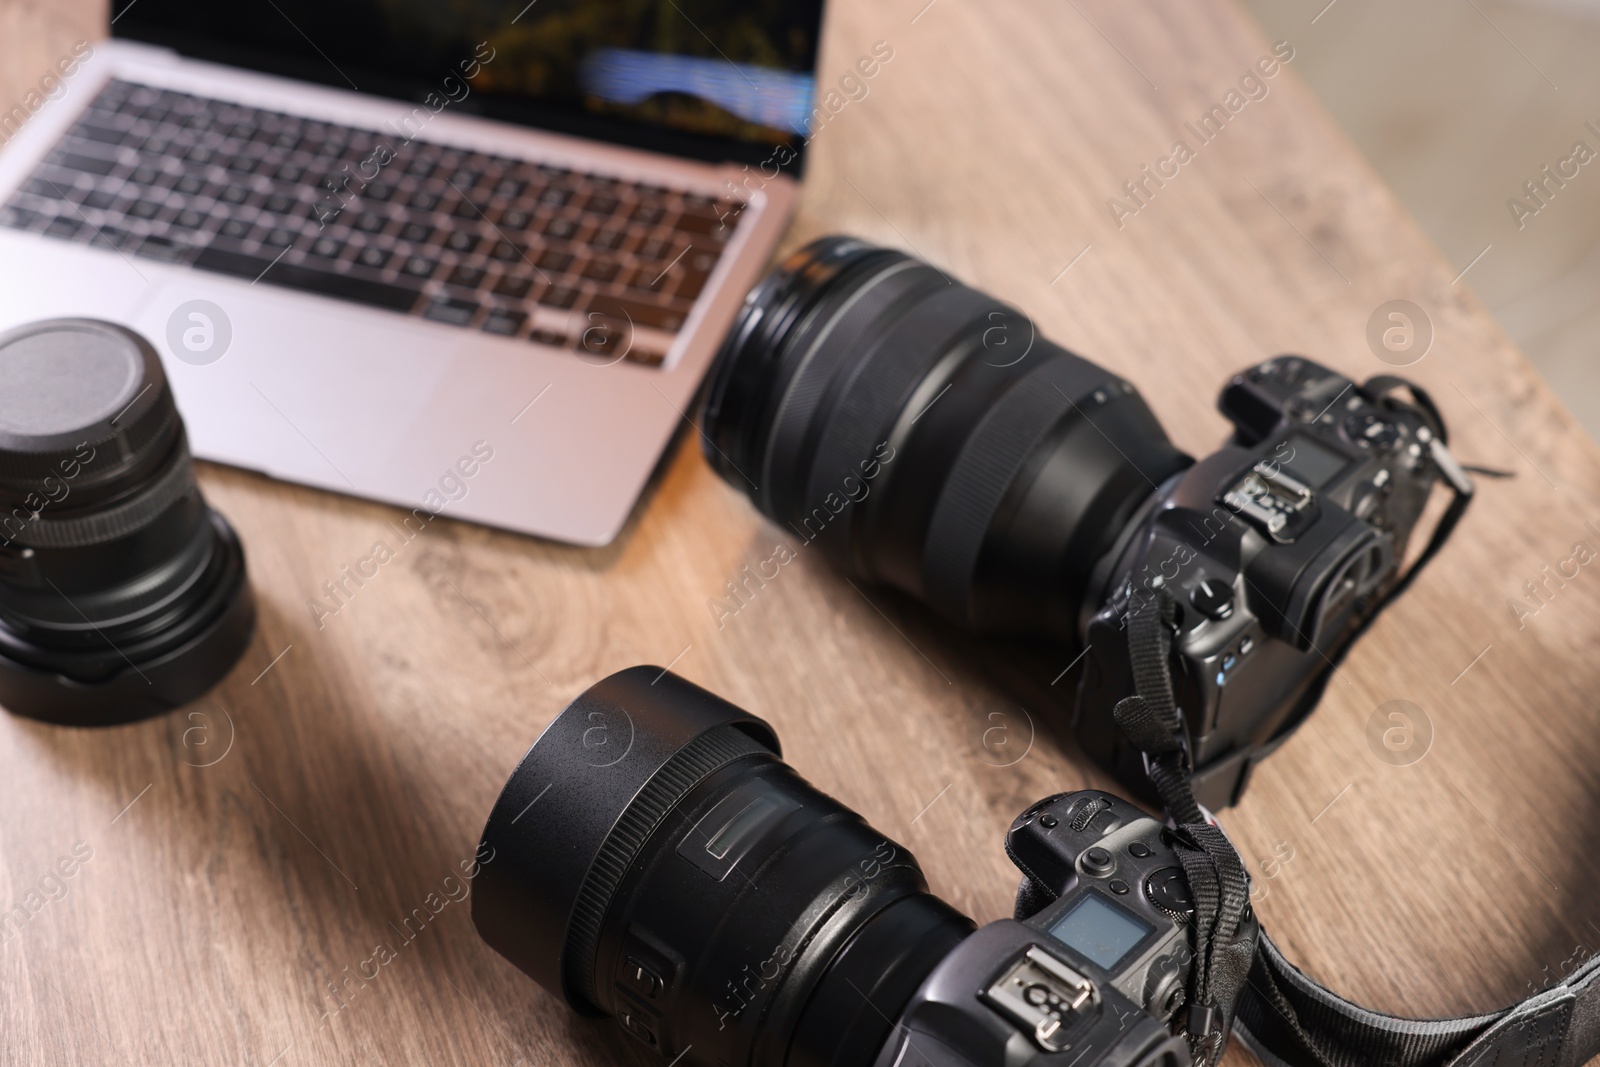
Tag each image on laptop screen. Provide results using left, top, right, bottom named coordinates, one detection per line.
left=115, top=0, right=826, bottom=171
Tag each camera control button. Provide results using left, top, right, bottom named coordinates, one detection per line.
left=1082, top=847, right=1115, bottom=876
left=624, top=957, right=664, bottom=999
left=619, top=1008, right=659, bottom=1047
left=1038, top=813, right=1058, bottom=829
left=1190, top=580, right=1234, bottom=620
left=1145, top=867, right=1194, bottom=918
left=1109, top=878, right=1131, bottom=895
left=1128, top=843, right=1152, bottom=858
left=1346, top=412, right=1401, bottom=451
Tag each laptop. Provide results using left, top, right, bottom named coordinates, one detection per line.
left=0, top=1, right=820, bottom=546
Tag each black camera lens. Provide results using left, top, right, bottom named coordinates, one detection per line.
left=472, top=667, right=973, bottom=1067
left=0, top=318, right=254, bottom=726
left=701, top=236, right=1192, bottom=644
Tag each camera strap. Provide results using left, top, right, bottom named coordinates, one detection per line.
left=1113, top=588, right=1600, bottom=1067
left=1113, top=590, right=1259, bottom=1067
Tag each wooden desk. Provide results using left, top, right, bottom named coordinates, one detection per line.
left=4, top=1, right=1598, bottom=1064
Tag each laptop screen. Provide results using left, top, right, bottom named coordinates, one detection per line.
left=113, top=0, right=825, bottom=174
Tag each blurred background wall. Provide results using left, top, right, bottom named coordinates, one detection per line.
left=1244, top=0, right=1600, bottom=437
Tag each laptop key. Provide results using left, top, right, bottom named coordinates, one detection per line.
left=537, top=285, right=580, bottom=309
left=542, top=216, right=581, bottom=240
left=492, top=275, right=533, bottom=300
left=536, top=248, right=572, bottom=272
left=136, top=235, right=189, bottom=262
left=422, top=296, right=479, bottom=326
left=492, top=241, right=527, bottom=264
left=447, top=264, right=486, bottom=288
left=581, top=258, right=620, bottom=283
left=400, top=254, right=437, bottom=278
left=53, top=152, right=117, bottom=177
left=193, top=245, right=422, bottom=312
left=89, top=225, right=131, bottom=248
left=493, top=206, right=532, bottom=230
left=673, top=211, right=726, bottom=237
left=481, top=309, right=528, bottom=336
left=23, top=178, right=69, bottom=199
left=587, top=295, right=686, bottom=333
left=43, top=217, right=82, bottom=240
left=677, top=267, right=712, bottom=302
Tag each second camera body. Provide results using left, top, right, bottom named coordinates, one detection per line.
left=472, top=668, right=1199, bottom=1067
left=700, top=237, right=1457, bottom=807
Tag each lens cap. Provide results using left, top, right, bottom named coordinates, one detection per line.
left=0, top=318, right=254, bottom=726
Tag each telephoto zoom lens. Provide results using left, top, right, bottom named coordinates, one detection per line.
left=471, top=666, right=974, bottom=1067
left=0, top=318, right=254, bottom=726
left=700, top=236, right=1192, bottom=646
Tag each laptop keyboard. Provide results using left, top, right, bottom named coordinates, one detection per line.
left=0, top=79, right=747, bottom=367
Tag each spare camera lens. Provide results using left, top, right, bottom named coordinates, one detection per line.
left=0, top=318, right=254, bottom=726
left=471, top=666, right=973, bottom=1067
left=700, top=236, right=1191, bottom=644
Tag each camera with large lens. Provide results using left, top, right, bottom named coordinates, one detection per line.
left=472, top=667, right=1234, bottom=1067
left=0, top=318, right=254, bottom=725
left=700, top=237, right=1471, bottom=808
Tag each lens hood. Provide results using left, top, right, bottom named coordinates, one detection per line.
left=471, top=666, right=780, bottom=1013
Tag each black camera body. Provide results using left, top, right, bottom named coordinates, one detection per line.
left=1076, top=357, right=1448, bottom=806
left=700, top=238, right=1465, bottom=809
left=882, top=791, right=1194, bottom=1067
left=473, top=669, right=1210, bottom=1067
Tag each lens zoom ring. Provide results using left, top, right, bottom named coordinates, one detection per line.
left=565, top=726, right=770, bottom=1007
left=804, top=288, right=998, bottom=545
left=3, top=440, right=196, bottom=549
left=761, top=260, right=932, bottom=519
left=921, top=358, right=1098, bottom=624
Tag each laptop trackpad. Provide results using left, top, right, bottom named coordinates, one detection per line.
left=131, top=279, right=459, bottom=488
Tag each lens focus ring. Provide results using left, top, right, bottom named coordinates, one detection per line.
left=3, top=440, right=198, bottom=549
left=563, top=724, right=770, bottom=1009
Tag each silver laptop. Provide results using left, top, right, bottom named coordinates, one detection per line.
left=0, top=2, right=817, bottom=545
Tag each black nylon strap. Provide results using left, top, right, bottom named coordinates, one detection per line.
left=1112, top=588, right=1205, bottom=826
left=1113, top=586, right=1257, bottom=1065
left=1236, top=932, right=1600, bottom=1067
left=1110, top=552, right=1600, bottom=1067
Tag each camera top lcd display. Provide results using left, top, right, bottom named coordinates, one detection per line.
left=1282, top=432, right=1351, bottom=489
left=1048, top=893, right=1154, bottom=970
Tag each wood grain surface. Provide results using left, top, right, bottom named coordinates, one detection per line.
left=3, top=1, right=1599, bottom=1065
